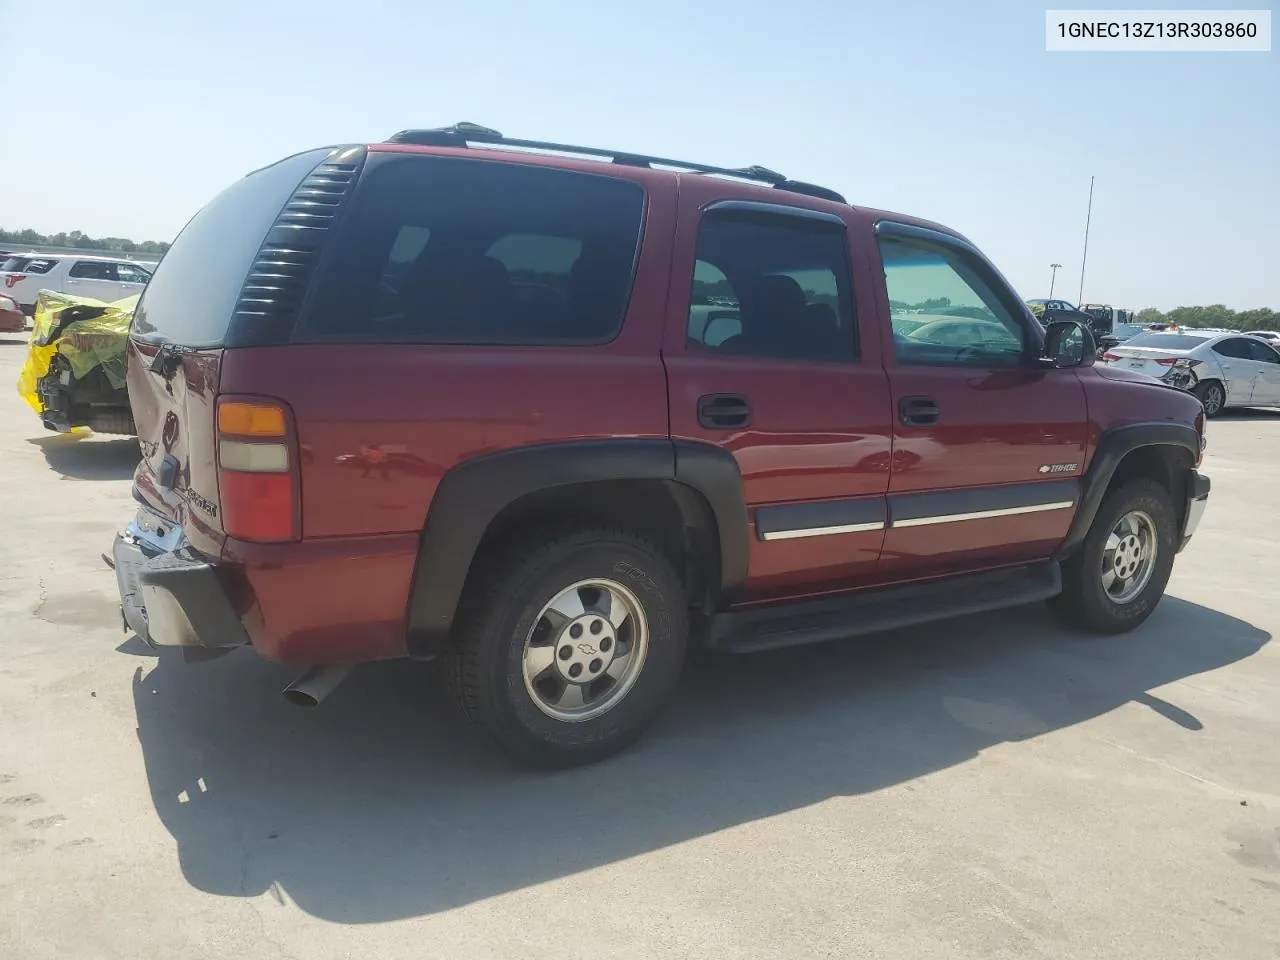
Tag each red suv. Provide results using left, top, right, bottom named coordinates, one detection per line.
left=111, top=124, right=1210, bottom=767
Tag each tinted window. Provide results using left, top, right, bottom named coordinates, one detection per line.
left=685, top=209, right=856, bottom=362
left=879, top=234, right=1025, bottom=367
left=1, top=256, right=33, bottom=271
left=132, top=148, right=332, bottom=346
left=70, top=260, right=117, bottom=280
left=1212, top=338, right=1253, bottom=359
left=688, top=260, right=742, bottom=347
left=1122, top=333, right=1209, bottom=350
left=299, top=155, right=645, bottom=344
left=26, top=258, right=57, bottom=275
left=1245, top=339, right=1280, bottom=363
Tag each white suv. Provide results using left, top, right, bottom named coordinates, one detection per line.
left=0, top=253, right=154, bottom=315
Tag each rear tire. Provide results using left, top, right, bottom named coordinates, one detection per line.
left=445, top=526, right=688, bottom=768
left=1050, top=479, right=1177, bottom=634
left=1194, top=380, right=1225, bottom=418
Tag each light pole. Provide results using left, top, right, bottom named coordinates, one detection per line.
left=1078, top=175, right=1095, bottom=305
left=1049, top=263, right=1062, bottom=298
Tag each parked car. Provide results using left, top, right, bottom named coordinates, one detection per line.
left=1026, top=297, right=1099, bottom=332
left=1096, top=321, right=1146, bottom=355
left=0, top=292, right=24, bottom=332
left=110, top=124, right=1210, bottom=768
left=0, top=253, right=153, bottom=317
left=1101, top=330, right=1280, bottom=417
left=16, top=290, right=137, bottom=434
left=1245, top=329, right=1280, bottom=344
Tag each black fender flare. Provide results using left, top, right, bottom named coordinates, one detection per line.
left=404, top=438, right=748, bottom=656
left=1054, top=421, right=1199, bottom=559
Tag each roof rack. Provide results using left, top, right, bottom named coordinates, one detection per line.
left=385, top=123, right=847, bottom=204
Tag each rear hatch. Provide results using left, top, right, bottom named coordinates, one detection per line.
left=2, top=255, right=58, bottom=309
left=125, top=146, right=357, bottom=556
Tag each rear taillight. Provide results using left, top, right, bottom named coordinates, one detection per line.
left=1154, top=358, right=1178, bottom=366
left=1102, top=352, right=1120, bottom=362
left=216, top=398, right=298, bottom=543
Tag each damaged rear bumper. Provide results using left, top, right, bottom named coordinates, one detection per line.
left=113, top=511, right=249, bottom=652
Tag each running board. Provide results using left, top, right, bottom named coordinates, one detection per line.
left=707, top=562, right=1062, bottom=654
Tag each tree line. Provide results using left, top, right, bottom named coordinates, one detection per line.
left=0, top=227, right=170, bottom=256
left=1132, top=304, right=1278, bottom=332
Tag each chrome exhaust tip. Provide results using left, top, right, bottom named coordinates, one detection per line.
left=282, top=664, right=354, bottom=707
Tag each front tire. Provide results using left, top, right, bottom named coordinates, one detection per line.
left=1194, top=380, right=1225, bottom=418
left=445, top=527, right=688, bottom=768
left=1050, top=479, right=1177, bottom=634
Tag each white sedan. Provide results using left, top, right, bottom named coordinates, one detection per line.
left=1102, top=330, right=1280, bottom=417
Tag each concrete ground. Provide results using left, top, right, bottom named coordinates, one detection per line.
left=0, top=332, right=1276, bottom=960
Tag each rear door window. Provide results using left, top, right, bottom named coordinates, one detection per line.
left=25, top=258, right=57, bottom=275
left=298, top=155, right=645, bottom=344
left=1245, top=339, right=1280, bottom=363
left=683, top=208, right=857, bottom=362
left=1212, top=338, right=1253, bottom=359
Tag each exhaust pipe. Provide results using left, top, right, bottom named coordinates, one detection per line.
left=282, top=664, right=354, bottom=707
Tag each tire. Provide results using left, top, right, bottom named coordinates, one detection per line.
left=444, top=526, right=688, bottom=768
left=1050, top=479, right=1177, bottom=634
left=1194, top=380, right=1225, bottom=418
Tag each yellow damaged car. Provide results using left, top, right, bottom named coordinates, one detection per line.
left=16, top=290, right=137, bottom=435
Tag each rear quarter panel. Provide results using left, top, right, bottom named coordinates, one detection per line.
left=217, top=164, right=679, bottom=540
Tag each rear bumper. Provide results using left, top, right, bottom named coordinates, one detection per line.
left=112, top=503, right=417, bottom=664
left=113, top=526, right=249, bottom=651
left=1178, top=470, right=1210, bottom=552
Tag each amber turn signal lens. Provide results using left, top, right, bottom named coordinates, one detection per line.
left=218, top=401, right=286, bottom=437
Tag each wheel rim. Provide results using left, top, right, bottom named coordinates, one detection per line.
left=1202, top=385, right=1223, bottom=415
left=522, top=578, right=649, bottom=722
left=1101, top=509, right=1158, bottom=604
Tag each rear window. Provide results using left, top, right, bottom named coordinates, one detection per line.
left=297, top=154, right=645, bottom=344
left=1, top=256, right=33, bottom=271
left=131, top=148, right=332, bottom=346
left=1122, top=333, right=1208, bottom=350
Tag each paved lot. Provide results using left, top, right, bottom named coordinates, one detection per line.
left=1, top=331, right=1277, bottom=960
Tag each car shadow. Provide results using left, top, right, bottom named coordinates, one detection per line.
left=0, top=336, right=30, bottom=345
left=131, top=596, right=1267, bottom=924
left=27, top=434, right=140, bottom=481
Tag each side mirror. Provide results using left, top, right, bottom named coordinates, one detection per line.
left=1040, top=319, right=1096, bottom=368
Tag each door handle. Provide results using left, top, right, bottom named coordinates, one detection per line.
left=899, top=395, right=939, bottom=427
left=698, top=393, right=751, bottom=430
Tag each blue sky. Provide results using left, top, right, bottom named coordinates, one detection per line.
left=4, top=0, right=1276, bottom=309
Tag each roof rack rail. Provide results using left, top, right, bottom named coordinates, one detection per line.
left=385, top=124, right=847, bottom=204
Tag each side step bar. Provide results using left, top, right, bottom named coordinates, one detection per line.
left=707, top=561, right=1062, bottom=654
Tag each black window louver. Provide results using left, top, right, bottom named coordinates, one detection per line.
left=228, top=149, right=365, bottom=345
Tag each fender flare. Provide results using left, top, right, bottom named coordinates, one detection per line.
left=1054, top=421, right=1199, bottom=559
left=404, top=438, right=748, bottom=655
